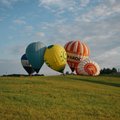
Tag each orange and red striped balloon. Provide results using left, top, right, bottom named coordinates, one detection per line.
left=64, top=40, right=90, bottom=72
left=76, top=58, right=100, bottom=76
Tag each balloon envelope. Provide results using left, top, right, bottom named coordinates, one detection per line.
left=64, top=40, right=90, bottom=72
left=76, top=58, right=100, bottom=76
left=21, top=54, right=35, bottom=75
left=44, top=44, right=67, bottom=73
left=26, top=42, right=46, bottom=73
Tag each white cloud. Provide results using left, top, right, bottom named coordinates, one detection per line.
left=0, top=0, right=19, bottom=7
left=93, top=47, right=120, bottom=69
left=109, top=0, right=116, bottom=4
left=76, top=0, right=120, bottom=22
left=39, top=0, right=120, bottom=22
left=25, top=25, right=33, bottom=31
left=80, top=0, right=90, bottom=7
left=13, top=19, right=26, bottom=25
left=0, top=0, right=120, bottom=75
left=14, top=25, right=34, bottom=37
left=10, top=45, right=25, bottom=56
left=0, top=17, right=3, bottom=21
left=39, top=0, right=65, bottom=11
left=40, top=0, right=63, bottom=6
left=36, top=32, right=45, bottom=37
left=37, top=8, right=120, bottom=68
left=38, top=0, right=89, bottom=14
left=39, top=0, right=90, bottom=9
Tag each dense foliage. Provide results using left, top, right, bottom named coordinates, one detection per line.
left=100, top=67, right=118, bottom=74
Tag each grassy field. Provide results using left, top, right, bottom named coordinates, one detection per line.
left=0, top=75, right=120, bottom=120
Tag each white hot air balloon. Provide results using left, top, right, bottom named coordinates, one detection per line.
left=76, top=58, right=100, bottom=76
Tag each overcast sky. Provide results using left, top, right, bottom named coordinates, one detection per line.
left=0, top=0, right=120, bottom=75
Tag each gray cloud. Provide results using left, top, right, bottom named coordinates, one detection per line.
left=93, top=46, right=120, bottom=69
left=0, top=59, right=24, bottom=75
left=0, top=59, right=65, bottom=75
left=36, top=11, right=120, bottom=69
left=10, top=45, right=25, bottom=55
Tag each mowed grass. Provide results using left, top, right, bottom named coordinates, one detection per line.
left=0, top=75, right=120, bottom=120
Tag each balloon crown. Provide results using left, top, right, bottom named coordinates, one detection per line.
left=48, top=45, right=54, bottom=48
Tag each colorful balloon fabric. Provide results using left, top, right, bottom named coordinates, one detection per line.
left=26, top=42, right=46, bottom=73
left=21, top=40, right=100, bottom=76
left=76, top=58, right=100, bottom=76
left=44, top=44, right=67, bottom=73
left=21, top=54, right=35, bottom=75
left=64, top=40, right=90, bottom=72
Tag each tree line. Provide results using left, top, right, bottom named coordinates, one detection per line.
left=100, top=67, right=118, bottom=74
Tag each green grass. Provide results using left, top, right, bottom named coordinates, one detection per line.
left=0, top=75, right=120, bottom=120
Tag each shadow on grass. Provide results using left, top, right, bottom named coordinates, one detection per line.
left=67, top=76, right=120, bottom=87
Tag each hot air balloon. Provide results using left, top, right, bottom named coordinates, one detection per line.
left=26, top=41, right=46, bottom=73
left=64, top=40, right=90, bottom=72
left=21, top=54, right=35, bottom=75
left=76, top=58, right=100, bottom=76
left=44, top=44, right=67, bottom=73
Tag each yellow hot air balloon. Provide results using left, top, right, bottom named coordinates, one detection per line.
left=44, top=44, right=67, bottom=73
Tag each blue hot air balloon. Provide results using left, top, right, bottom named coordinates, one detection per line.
left=26, top=41, right=46, bottom=73
left=21, top=54, right=35, bottom=75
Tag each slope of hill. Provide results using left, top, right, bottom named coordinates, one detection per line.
left=0, top=75, right=120, bottom=120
